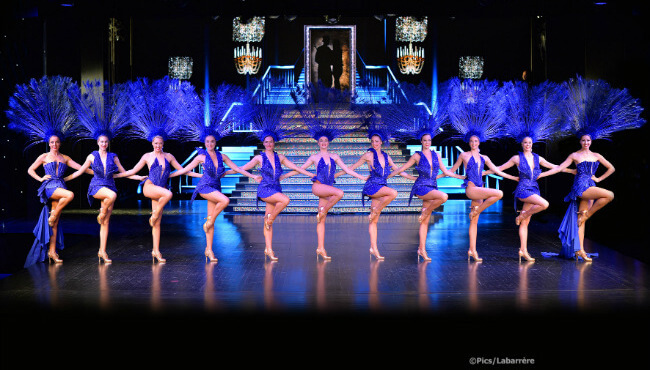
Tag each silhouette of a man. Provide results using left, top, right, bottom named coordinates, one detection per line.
left=315, top=36, right=333, bottom=88
left=331, top=39, right=343, bottom=90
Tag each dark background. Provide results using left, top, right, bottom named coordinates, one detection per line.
left=1, top=0, right=648, bottom=263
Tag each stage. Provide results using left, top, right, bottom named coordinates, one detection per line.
left=1, top=199, right=649, bottom=366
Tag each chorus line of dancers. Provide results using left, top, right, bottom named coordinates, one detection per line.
left=6, top=76, right=645, bottom=268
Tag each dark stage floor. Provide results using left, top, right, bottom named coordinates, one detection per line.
left=1, top=199, right=649, bottom=366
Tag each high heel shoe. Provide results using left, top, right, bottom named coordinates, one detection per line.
left=417, top=249, right=432, bottom=262
left=264, top=249, right=278, bottom=261
left=204, top=250, right=218, bottom=263
left=467, top=250, right=483, bottom=262
left=418, top=208, right=429, bottom=224
left=577, top=210, right=589, bottom=227
left=368, top=207, right=379, bottom=222
left=97, top=250, right=112, bottom=264
left=151, top=250, right=166, bottom=263
left=48, top=210, right=58, bottom=227
left=97, top=208, right=106, bottom=225
left=203, top=216, right=213, bottom=233
left=316, top=249, right=331, bottom=261
left=515, top=210, right=527, bottom=226
left=264, top=214, right=273, bottom=230
left=369, top=248, right=384, bottom=260
left=47, top=251, right=62, bottom=264
left=469, top=206, right=480, bottom=221
left=149, top=209, right=160, bottom=227
left=575, top=250, right=592, bottom=262
left=316, top=207, right=325, bottom=223
left=518, top=249, right=535, bottom=263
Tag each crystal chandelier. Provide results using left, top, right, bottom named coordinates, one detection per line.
left=395, top=16, right=427, bottom=75
left=233, top=16, right=265, bottom=75
left=396, top=43, right=424, bottom=75
left=234, top=43, right=262, bottom=75
left=168, top=56, right=193, bottom=80
left=459, top=56, right=484, bottom=79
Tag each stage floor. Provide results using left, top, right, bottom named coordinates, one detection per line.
left=1, top=199, right=649, bottom=365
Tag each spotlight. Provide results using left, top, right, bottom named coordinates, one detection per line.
left=324, top=15, right=340, bottom=24
left=285, top=15, right=297, bottom=22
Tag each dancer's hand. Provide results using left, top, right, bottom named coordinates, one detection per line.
left=41, top=175, right=51, bottom=182
left=253, top=175, right=262, bottom=183
left=592, top=175, right=599, bottom=183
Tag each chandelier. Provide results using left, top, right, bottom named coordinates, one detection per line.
left=168, top=57, right=193, bottom=80
left=234, top=43, right=262, bottom=75
left=396, top=43, right=424, bottom=75
left=233, top=16, right=264, bottom=75
left=395, top=16, right=427, bottom=75
left=459, top=56, right=484, bottom=79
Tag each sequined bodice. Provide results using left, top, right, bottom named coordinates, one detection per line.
left=313, top=156, right=336, bottom=185
left=368, top=148, right=390, bottom=180
left=91, top=151, right=118, bottom=180
left=260, top=151, right=283, bottom=183
left=199, top=148, right=225, bottom=179
left=43, top=161, right=67, bottom=180
left=148, top=156, right=171, bottom=187
left=517, top=152, right=541, bottom=182
left=416, top=150, right=439, bottom=179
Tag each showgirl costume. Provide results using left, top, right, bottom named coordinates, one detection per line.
left=461, top=155, right=485, bottom=189
left=362, top=147, right=391, bottom=207
left=256, top=150, right=283, bottom=206
left=191, top=148, right=225, bottom=201
left=556, top=76, right=646, bottom=259
left=6, top=76, right=78, bottom=267
left=312, top=156, right=336, bottom=185
left=409, top=149, right=439, bottom=205
left=67, top=81, right=131, bottom=206
left=512, top=152, right=542, bottom=209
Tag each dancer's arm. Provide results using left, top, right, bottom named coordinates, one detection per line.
left=63, top=154, right=93, bottom=182
left=168, top=153, right=202, bottom=178
left=64, top=155, right=93, bottom=175
left=483, top=155, right=517, bottom=176
left=280, top=154, right=315, bottom=177
left=27, top=154, right=50, bottom=182
left=222, top=153, right=262, bottom=183
left=333, top=154, right=368, bottom=181
left=335, top=152, right=369, bottom=178
left=539, top=157, right=576, bottom=175
left=113, top=153, right=148, bottom=178
left=280, top=155, right=314, bottom=180
left=593, top=153, right=615, bottom=183
left=438, top=152, right=466, bottom=180
left=224, top=155, right=261, bottom=176
left=483, top=155, right=519, bottom=181
left=114, top=155, right=145, bottom=181
left=388, top=153, right=417, bottom=179
left=536, top=154, right=575, bottom=180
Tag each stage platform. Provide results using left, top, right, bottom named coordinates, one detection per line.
left=1, top=199, right=649, bottom=366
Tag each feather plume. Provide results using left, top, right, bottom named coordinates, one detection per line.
left=446, top=78, right=506, bottom=142
left=291, top=84, right=359, bottom=141
left=562, top=75, right=646, bottom=140
left=6, top=75, right=78, bottom=149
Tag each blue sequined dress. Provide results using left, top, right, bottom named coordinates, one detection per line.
left=462, top=155, right=485, bottom=188
left=311, top=156, right=336, bottom=186
left=26, top=161, right=66, bottom=267
left=257, top=151, right=283, bottom=207
left=139, top=156, right=171, bottom=189
left=557, top=161, right=599, bottom=259
left=362, top=148, right=391, bottom=207
left=87, top=151, right=118, bottom=206
left=409, top=150, right=439, bottom=206
left=191, top=148, right=225, bottom=202
left=513, top=152, right=541, bottom=209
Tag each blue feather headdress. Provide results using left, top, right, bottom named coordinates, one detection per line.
left=250, top=104, right=293, bottom=142
left=291, top=84, right=358, bottom=141
left=446, top=78, right=506, bottom=142
left=6, top=76, right=78, bottom=149
left=562, top=75, right=646, bottom=140
left=67, top=80, right=131, bottom=142
left=381, top=81, right=451, bottom=141
left=502, top=80, right=564, bottom=143
left=173, top=83, right=248, bottom=143
left=125, top=77, right=194, bottom=142
left=364, top=110, right=394, bottom=145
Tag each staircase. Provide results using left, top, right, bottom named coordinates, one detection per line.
left=223, top=109, right=464, bottom=214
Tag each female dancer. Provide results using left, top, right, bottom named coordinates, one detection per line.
left=118, top=135, right=200, bottom=263
left=447, top=135, right=519, bottom=262
left=280, top=128, right=367, bottom=260
left=173, top=134, right=261, bottom=262
left=7, top=76, right=86, bottom=266
left=340, top=123, right=416, bottom=260
left=62, top=81, right=143, bottom=263
left=387, top=132, right=465, bottom=261
left=550, top=76, right=645, bottom=261
left=117, top=77, right=200, bottom=263
left=488, top=136, right=574, bottom=261
left=63, top=134, right=144, bottom=263
left=231, top=105, right=315, bottom=261
left=486, top=80, right=571, bottom=262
